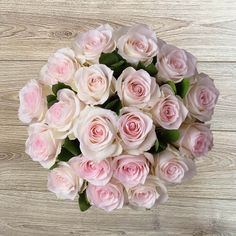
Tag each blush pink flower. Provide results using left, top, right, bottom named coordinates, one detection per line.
left=69, top=155, right=113, bottom=186
left=117, top=67, right=161, bottom=109
left=117, top=24, right=159, bottom=65
left=40, top=48, right=78, bottom=85
left=151, top=84, right=188, bottom=129
left=128, top=176, right=168, bottom=209
left=184, top=73, right=219, bottom=122
left=118, top=107, right=156, bottom=155
left=74, top=24, right=116, bottom=64
left=86, top=179, right=125, bottom=212
left=47, top=162, right=83, bottom=200
left=75, top=64, right=115, bottom=105
left=175, top=123, right=213, bottom=158
left=157, top=44, right=197, bottom=83
left=18, top=79, right=46, bottom=124
left=45, top=89, right=82, bottom=138
left=73, top=107, right=122, bottom=162
left=112, top=153, right=153, bottom=188
left=25, top=123, right=61, bottom=169
left=155, top=146, right=196, bottom=184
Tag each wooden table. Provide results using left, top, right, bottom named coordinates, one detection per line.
left=0, top=0, right=236, bottom=235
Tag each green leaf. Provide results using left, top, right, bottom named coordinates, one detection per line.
left=63, top=137, right=81, bottom=156
left=157, top=129, right=180, bottom=143
left=99, top=94, right=122, bottom=115
left=49, top=162, right=59, bottom=170
left=78, top=191, right=91, bottom=212
left=99, top=52, right=121, bottom=66
left=154, top=139, right=159, bottom=152
left=176, top=79, right=190, bottom=98
left=166, top=81, right=177, bottom=94
left=47, top=94, right=58, bottom=108
left=136, top=62, right=158, bottom=76
left=111, top=60, right=125, bottom=69
left=52, top=82, right=73, bottom=95
left=57, top=147, right=74, bottom=162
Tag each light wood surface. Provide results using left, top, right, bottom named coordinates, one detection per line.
left=0, top=0, right=236, bottom=235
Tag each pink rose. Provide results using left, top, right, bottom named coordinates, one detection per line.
left=47, top=162, right=83, bottom=200
left=157, top=44, right=197, bottom=83
left=45, top=89, right=82, bottom=138
left=175, top=123, right=213, bottom=158
left=128, top=176, right=168, bottom=209
left=118, top=107, right=156, bottom=155
left=184, top=73, right=219, bottom=122
left=117, top=67, right=161, bottom=109
left=69, top=155, right=113, bottom=186
left=86, top=179, right=125, bottom=212
left=18, top=79, right=46, bottom=124
left=112, top=153, right=153, bottom=188
left=151, top=84, right=188, bottom=129
left=40, top=48, right=78, bottom=85
left=117, top=24, right=159, bottom=65
left=155, top=146, right=196, bottom=184
left=25, top=123, right=61, bottom=169
left=73, top=107, right=122, bottom=162
left=74, top=24, right=116, bottom=64
left=75, top=64, right=115, bottom=105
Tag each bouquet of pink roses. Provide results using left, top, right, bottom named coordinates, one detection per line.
left=18, top=24, right=219, bottom=212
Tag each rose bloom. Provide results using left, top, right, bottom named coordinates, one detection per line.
left=157, top=44, right=197, bottom=83
left=112, top=153, right=153, bottom=188
left=184, top=73, right=219, bottom=122
left=86, top=179, right=125, bottom=212
left=45, top=89, right=82, bottom=138
left=47, top=162, right=83, bottom=200
left=18, top=79, right=46, bottom=124
left=25, top=123, right=61, bottom=169
left=155, top=146, right=196, bottom=184
left=117, top=24, right=159, bottom=65
left=151, top=84, right=188, bottom=129
left=73, top=106, right=122, bottom=162
left=40, top=48, right=78, bottom=85
left=69, top=155, right=113, bottom=186
left=75, top=64, right=115, bottom=105
left=128, top=176, right=168, bottom=209
left=117, top=67, right=161, bottom=109
left=118, top=107, right=156, bottom=155
left=74, top=24, right=116, bottom=64
left=175, top=123, right=213, bottom=158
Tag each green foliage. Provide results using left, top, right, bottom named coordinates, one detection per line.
left=99, top=94, right=122, bottom=115
left=166, top=81, right=177, bottom=94
left=148, top=129, right=180, bottom=154
left=136, top=61, right=158, bottom=76
left=52, top=82, right=75, bottom=95
left=176, top=78, right=190, bottom=98
left=78, top=191, right=91, bottom=212
left=47, top=94, right=58, bottom=108
left=63, top=137, right=81, bottom=156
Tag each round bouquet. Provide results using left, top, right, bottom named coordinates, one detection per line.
left=18, top=24, right=219, bottom=212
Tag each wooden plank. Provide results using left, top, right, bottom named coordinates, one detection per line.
left=0, top=9, right=236, bottom=61
left=0, top=61, right=235, bottom=131
left=0, top=190, right=235, bottom=236
left=0, top=126, right=235, bottom=201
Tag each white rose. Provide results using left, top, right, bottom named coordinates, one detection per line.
left=74, top=24, right=116, bottom=64
left=116, top=24, right=159, bottom=65
left=73, top=106, right=122, bottom=162
left=75, top=64, right=115, bottom=105
left=117, top=67, right=161, bottom=109
left=45, top=89, right=83, bottom=138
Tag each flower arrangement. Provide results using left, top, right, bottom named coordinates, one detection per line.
left=18, top=24, right=219, bottom=212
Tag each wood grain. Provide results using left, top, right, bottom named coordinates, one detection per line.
left=0, top=0, right=236, bottom=235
